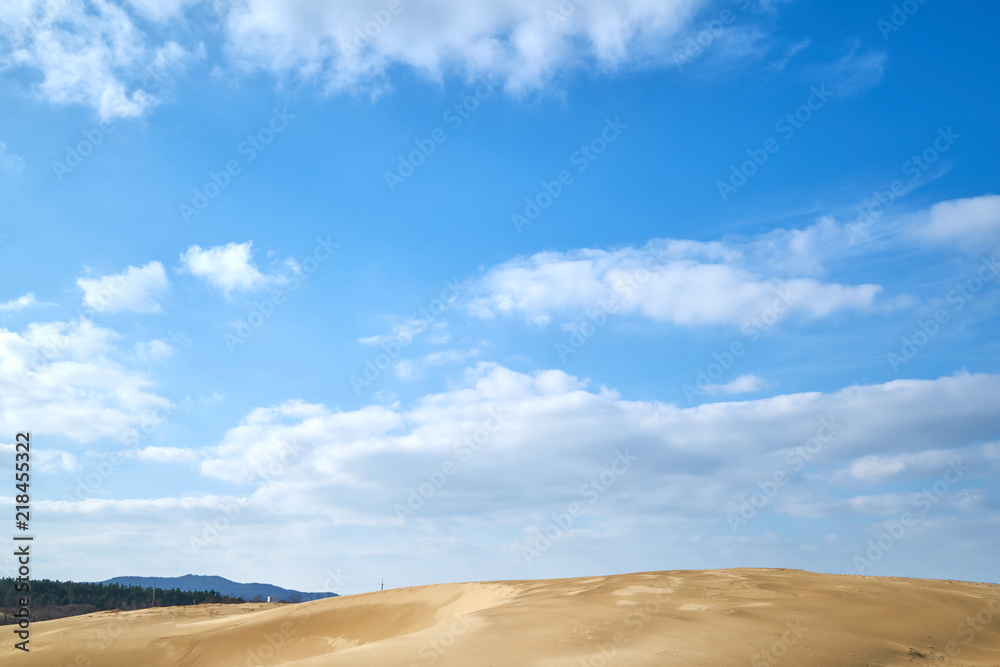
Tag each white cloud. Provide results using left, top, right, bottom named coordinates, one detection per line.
left=180, top=241, right=285, bottom=298
left=39, top=494, right=246, bottom=515
left=199, top=399, right=401, bottom=484
left=846, top=449, right=966, bottom=482
left=131, top=339, right=174, bottom=363
left=911, top=194, right=1000, bottom=249
left=1, top=1, right=790, bottom=116
left=0, top=318, right=172, bottom=443
left=359, top=319, right=432, bottom=347
left=0, top=140, right=25, bottom=174
left=813, top=44, right=886, bottom=96
left=395, top=348, right=481, bottom=379
left=34, top=448, right=81, bottom=473
left=27, top=366, right=1000, bottom=586
left=0, top=0, right=191, bottom=120
left=702, top=374, right=770, bottom=395
left=221, top=0, right=712, bottom=94
left=2, top=442, right=80, bottom=473
left=0, top=293, right=36, bottom=312
left=767, top=37, right=810, bottom=72
left=191, top=365, right=1000, bottom=531
left=77, top=261, right=169, bottom=313
left=468, top=237, right=883, bottom=327
left=127, top=445, right=200, bottom=464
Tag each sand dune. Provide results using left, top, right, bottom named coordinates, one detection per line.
left=8, top=568, right=1000, bottom=666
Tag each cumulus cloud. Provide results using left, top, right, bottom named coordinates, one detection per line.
left=468, top=237, right=883, bottom=327
left=190, top=365, right=1000, bottom=530
left=77, top=261, right=169, bottom=313
left=222, top=0, right=711, bottom=93
left=180, top=241, right=287, bottom=298
left=0, top=1, right=191, bottom=120
left=33, top=366, right=1000, bottom=584
left=0, top=319, right=172, bottom=443
left=1, top=0, right=792, bottom=116
left=911, top=194, right=1000, bottom=249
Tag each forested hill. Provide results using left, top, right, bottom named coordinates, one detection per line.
left=0, top=578, right=245, bottom=624
left=102, top=574, right=339, bottom=603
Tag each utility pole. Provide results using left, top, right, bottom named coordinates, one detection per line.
left=381, top=579, right=384, bottom=591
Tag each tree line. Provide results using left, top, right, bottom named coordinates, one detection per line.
left=0, top=578, right=246, bottom=624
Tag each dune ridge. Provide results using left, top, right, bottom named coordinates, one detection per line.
left=8, top=568, right=1000, bottom=666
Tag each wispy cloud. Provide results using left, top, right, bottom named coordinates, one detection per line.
left=395, top=348, right=481, bottom=380
left=813, top=43, right=886, bottom=96
left=0, top=293, right=37, bottom=312
left=702, top=374, right=771, bottom=395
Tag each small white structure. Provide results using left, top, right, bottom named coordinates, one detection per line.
left=266, top=596, right=271, bottom=602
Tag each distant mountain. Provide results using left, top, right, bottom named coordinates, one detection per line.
left=100, top=575, right=339, bottom=603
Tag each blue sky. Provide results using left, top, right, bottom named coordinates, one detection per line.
left=0, top=0, right=998, bottom=593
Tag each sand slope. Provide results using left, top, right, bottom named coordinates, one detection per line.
left=6, top=569, right=1000, bottom=666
